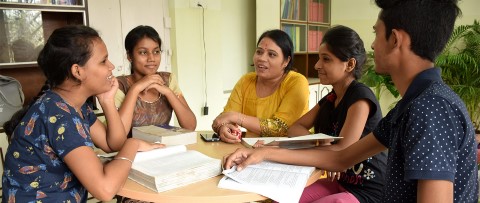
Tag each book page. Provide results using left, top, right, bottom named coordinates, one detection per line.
left=242, top=133, right=342, bottom=149
left=133, top=150, right=219, bottom=176
left=241, top=137, right=280, bottom=147
left=220, top=161, right=315, bottom=203
left=277, top=133, right=342, bottom=141
left=133, top=145, right=186, bottom=163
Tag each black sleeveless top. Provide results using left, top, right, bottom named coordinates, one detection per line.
left=314, top=80, right=387, bottom=203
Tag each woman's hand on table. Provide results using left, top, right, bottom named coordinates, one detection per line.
left=218, top=124, right=242, bottom=144
left=136, top=139, right=165, bottom=152
left=223, top=147, right=269, bottom=171
left=212, top=112, right=237, bottom=131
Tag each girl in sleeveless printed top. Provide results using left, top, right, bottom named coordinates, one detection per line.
left=114, top=25, right=196, bottom=136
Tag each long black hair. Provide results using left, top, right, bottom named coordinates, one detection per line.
left=124, top=25, right=162, bottom=74
left=321, top=25, right=366, bottom=80
left=3, top=25, right=100, bottom=142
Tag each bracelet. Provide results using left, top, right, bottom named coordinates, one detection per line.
left=114, top=156, right=133, bottom=164
left=216, top=122, right=226, bottom=131
left=238, top=113, right=246, bottom=127
left=240, top=115, right=246, bottom=127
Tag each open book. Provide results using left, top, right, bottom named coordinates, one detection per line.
left=218, top=161, right=315, bottom=203
left=241, top=133, right=342, bottom=149
left=132, top=124, right=197, bottom=146
left=129, top=145, right=221, bottom=192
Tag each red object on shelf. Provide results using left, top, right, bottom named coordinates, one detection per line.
left=318, top=3, right=324, bottom=22
left=310, top=1, right=318, bottom=21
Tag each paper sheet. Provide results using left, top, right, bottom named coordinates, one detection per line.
left=219, top=161, right=315, bottom=203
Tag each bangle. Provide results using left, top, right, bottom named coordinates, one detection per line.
left=216, top=122, right=226, bottom=131
left=114, top=156, right=133, bottom=164
left=238, top=113, right=246, bottom=127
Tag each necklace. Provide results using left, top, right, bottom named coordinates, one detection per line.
left=127, top=75, right=162, bottom=104
left=139, top=94, right=162, bottom=104
left=63, top=99, right=82, bottom=114
left=53, top=89, right=82, bottom=114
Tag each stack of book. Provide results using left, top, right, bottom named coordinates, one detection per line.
left=129, top=145, right=221, bottom=192
left=132, top=124, right=197, bottom=146
left=308, top=30, right=323, bottom=52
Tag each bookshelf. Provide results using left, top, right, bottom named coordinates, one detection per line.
left=280, top=0, right=331, bottom=78
left=0, top=0, right=88, bottom=68
left=0, top=0, right=88, bottom=104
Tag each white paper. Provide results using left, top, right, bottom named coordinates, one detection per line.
left=242, top=133, right=342, bottom=149
left=133, top=145, right=186, bottom=162
left=219, top=161, right=315, bottom=203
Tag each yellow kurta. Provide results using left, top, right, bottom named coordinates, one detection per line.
left=223, top=71, right=309, bottom=137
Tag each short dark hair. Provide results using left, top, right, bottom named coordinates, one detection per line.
left=257, top=29, right=294, bottom=73
left=375, top=0, right=461, bottom=61
left=124, top=25, right=162, bottom=74
left=37, top=25, right=100, bottom=88
left=321, top=25, right=366, bottom=80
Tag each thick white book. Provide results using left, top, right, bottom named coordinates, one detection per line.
left=241, top=133, right=342, bottom=149
left=218, top=161, right=315, bottom=203
left=129, top=145, right=221, bottom=192
left=132, top=124, right=197, bottom=146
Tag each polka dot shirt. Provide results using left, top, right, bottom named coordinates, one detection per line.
left=373, top=68, right=478, bottom=202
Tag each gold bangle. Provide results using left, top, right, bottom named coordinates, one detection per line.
left=114, top=156, right=133, bottom=164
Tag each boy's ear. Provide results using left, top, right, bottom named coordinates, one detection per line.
left=391, top=29, right=403, bottom=48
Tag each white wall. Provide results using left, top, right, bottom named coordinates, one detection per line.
left=168, top=0, right=255, bottom=130
left=88, top=0, right=171, bottom=76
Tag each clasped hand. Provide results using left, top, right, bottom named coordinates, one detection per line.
left=133, top=74, right=170, bottom=96
left=212, top=112, right=242, bottom=143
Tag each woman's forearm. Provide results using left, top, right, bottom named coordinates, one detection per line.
left=100, top=100, right=127, bottom=151
left=164, top=91, right=196, bottom=130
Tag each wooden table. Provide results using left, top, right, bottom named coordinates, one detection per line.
left=117, top=134, right=323, bottom=202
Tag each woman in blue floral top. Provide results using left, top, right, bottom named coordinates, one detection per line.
left=2, top=25, right=163, bottom=203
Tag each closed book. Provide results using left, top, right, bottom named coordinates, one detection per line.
left=310, top=1, right=318, bottom=22
left=132, top=125, right=197, bottom=146
left=318, top=3, right=324, bottom=22
left=308, top=30, right=316, bottom=52
left=129, top=145, right=222, bottom=192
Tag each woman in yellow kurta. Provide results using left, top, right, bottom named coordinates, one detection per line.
left=212, top=29, right=309, bottom=143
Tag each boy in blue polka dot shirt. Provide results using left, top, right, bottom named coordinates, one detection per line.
left=223, top=0, right=478, bottom=202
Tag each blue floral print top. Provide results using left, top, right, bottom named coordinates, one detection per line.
left=2, top=90, right=97, bottom=203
